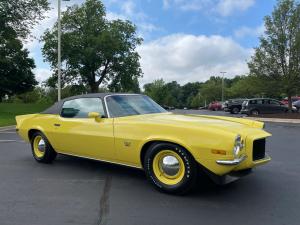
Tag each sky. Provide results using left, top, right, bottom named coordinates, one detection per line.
left=24, top=0, right=278, bottom=86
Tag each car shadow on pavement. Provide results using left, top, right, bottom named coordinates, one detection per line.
left=54, top=154, right=242, bottom=196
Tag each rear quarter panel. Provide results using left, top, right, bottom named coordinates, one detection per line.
left=16, top=114, right=58, bottom=143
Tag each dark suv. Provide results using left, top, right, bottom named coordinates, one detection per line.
left=241, top=98, right=288, bottom=115
left=223, top=98, right=247, bottom=114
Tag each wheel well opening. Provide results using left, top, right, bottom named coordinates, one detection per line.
left=28, top=129, right=40, bottom=141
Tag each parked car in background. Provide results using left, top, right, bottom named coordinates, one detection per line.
left=163, top=105, right=175, bottom=110
left=280, top=96, right=300, bottom=105
left=293, top=100, right=300, bottom=112
left=241, top=98, right=289, bottom=115
left=208, top=101, right=222, bottom=111
left=224, top=98, right=248, bottom=114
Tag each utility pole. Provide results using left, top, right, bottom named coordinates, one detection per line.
left=220, top=71, right=227, bottom=102
left=57, top=0, right=70, bottom=101
left=57, top=0, right=62, bottom=101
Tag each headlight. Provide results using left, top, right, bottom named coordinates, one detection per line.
left=233, top=135, right=244, bottom=157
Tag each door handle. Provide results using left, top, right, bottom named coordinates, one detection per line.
left=54, top=123, right=61, bottom=127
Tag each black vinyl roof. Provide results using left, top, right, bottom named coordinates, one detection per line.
left=42, top=92, right=135, bottom=115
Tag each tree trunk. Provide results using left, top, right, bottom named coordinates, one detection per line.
left=90, top=82, right=99, bottom=93
left=288, top=94, right=292, bottom=111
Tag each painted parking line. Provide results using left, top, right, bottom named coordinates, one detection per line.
left=0, top=125, right=16, bottom=131
left=0, top=128, right=16, bottom=132
left=0, top=131, right=16, bottom=134
left=0, top=140, right=25, bottom=143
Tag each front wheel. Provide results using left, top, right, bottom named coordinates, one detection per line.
left=144, top=143, right=197, bottom=194
left=31, top=131, right=57, bottom=163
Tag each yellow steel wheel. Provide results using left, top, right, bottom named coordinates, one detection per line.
left=33, top=135, right=46, bottom=158
left=152, top=150, right=185, bottom=186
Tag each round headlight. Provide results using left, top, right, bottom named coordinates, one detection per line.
left=233, top=135, right=243, bottom=157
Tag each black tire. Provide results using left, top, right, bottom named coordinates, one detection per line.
left=144, top=142, right=197, bottom=194
left=30, top=131, right=57, bottom=163
left=250, top=109, right=259, bottom=116
left=231, top=107, right=240, bottom=114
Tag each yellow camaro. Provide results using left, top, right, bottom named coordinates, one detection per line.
left=16, top=93, right=271, bottom=194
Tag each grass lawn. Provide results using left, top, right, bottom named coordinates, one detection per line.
left=0, top=103, right=50, bottom=127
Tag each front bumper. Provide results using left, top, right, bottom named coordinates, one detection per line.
left=216, top=155, right=247, bottom=165
left=223, top=107, right=230, bottom=112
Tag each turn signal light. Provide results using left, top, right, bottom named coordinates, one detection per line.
left=211, top=149, right=227, bottom=155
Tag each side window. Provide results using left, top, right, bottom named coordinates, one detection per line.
left=257, top=99, right=263, bottom=104
left=61, top=98, right=105, bottom=118
left=270, top=100, right=280, bottom=105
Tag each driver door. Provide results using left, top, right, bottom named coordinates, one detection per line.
left=51, top=97, right=115, bottom=161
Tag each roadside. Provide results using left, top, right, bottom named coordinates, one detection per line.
left=173, top=109, right=300, bottom=124
left=248, top=117, right=300, bottom=124
left=0, top=103, right=50, bottom=127
left=249, top=112, right=300, bottom=119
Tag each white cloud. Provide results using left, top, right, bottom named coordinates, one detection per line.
left=138, top=34, right=253, bottom=85
left=33, top=68, right=53, bottom=83
left=121, top=0, right=135, bottom=16
left=216, top=0, right=255, bottom=16
left=163, top=0, right=209, bottom=11
left=234, top=24, right=265, bottom=38
left=163, top=0, right=255, bottom=16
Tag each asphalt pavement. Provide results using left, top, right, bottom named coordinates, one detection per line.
left=0, top=110, right=299, bottom=225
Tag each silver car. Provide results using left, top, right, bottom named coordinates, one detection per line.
left=293, top=100, right=300, bottom=112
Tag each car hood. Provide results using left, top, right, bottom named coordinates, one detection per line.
left=123, top=112, right=267, bottom=136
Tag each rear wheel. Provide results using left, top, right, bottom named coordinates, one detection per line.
left=231, top=107, right=240, bottom=114
left=31, top=131, right=57, bottom=163
left=144, top=143, right=197, bottom=194
left=250, top=109, right=259, bottom=116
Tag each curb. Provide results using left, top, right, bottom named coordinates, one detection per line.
left=249, top=117, right=300, bottom=124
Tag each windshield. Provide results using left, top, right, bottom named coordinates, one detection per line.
left=106, top=95, right=167, bottom=117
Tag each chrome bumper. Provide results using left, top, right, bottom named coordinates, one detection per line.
left=216, top=155, right=247, bottom=165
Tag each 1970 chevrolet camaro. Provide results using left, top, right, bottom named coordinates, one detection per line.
left=16, top=93, right=271, bottom=194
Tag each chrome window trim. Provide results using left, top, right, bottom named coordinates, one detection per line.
left=60, top=97, right=107, bottom=119
left=103, top=94, right=143, bottom=118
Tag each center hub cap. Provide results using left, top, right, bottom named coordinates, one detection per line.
left=38, top=139, right=46, bottom=152
left=161, top=155, right=180, bottom=176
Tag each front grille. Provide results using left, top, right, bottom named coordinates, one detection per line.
left=253, top=139, right=266, bottom=161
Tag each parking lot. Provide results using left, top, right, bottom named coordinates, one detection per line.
left=1, top=110, right=300, bottom=225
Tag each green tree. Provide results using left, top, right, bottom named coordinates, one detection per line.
left=143, top=79, right=166, bottom=105
left=163, top=81, right=182, bottom=108
left=248, top=0, right=300, bottom=109
left=42, top=0, right=143, bottom=93
left=0, top=28, right=37, bottom=101
left=0, top=0, right=49, bottom=100
left=199, top=76, right=223, bottom=103
left=0, top=0, right=49, bottom=38
left=181, top=82, right=202, bottom=108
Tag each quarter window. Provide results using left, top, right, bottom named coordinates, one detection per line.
left=269, top=100, right=280, bottom=105
left=61, top=98, right=105, bottom=118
